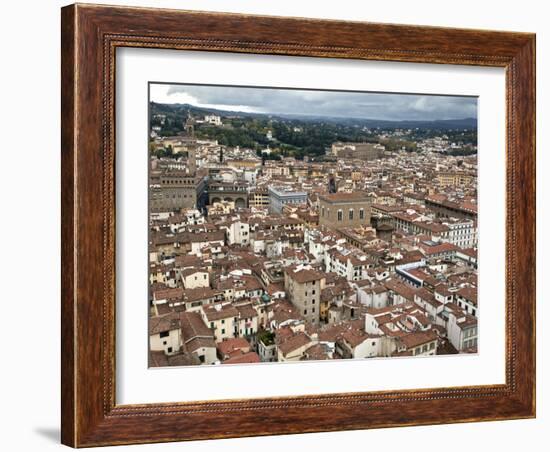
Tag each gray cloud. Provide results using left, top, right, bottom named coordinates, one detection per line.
left=161, top=84, right=477, bottom=121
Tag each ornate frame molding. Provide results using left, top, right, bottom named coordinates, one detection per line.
left=62, top=4, right=535, bottom=447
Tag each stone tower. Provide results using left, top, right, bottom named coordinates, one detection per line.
left=187, top=146, right=197, bottom=175
left=185, top=110, right=195, bottom=137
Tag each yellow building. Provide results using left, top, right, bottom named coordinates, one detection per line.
left=437, top=172, right=475, bottom=187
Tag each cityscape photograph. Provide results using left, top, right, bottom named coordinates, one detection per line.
left=148, top=83, right=479, bottom=367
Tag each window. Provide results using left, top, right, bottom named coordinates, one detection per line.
left=167, top=347, right=173, bottom=353
left=221, top=329, right=225, bottom=334
left=304, top=309, right=307, bottom=315
left=359, top=208, right=364, bottom=220
left=349, top=209, right=354, bottom=220
left=159, top=331, right=169, bottom=338
left=312, top=290, right=316, bottom=295
left=337, top=210, right=343, bottom=221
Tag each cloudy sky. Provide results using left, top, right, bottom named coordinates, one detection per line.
left=150, top=83, right=477, bottom=121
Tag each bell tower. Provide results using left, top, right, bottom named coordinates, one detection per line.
left=187, top=146, right=197, bottom=175
left=184, top=110, right=195, bottom=137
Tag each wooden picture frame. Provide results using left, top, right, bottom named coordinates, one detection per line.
left=61, top=3, right=536, bottom=447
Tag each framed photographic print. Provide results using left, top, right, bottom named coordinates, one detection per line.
left=61, top=3, right=536, bottom=447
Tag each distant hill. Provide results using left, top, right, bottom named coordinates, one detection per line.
left=359, top=117, right=477, bottom=129
left=150, top=102, right=477, bottom=130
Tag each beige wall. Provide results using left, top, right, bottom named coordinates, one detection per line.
left=319, top=199, right=371, bottom=229
left=203, top=315, right=236, bottom=342
left=237, top=316, right=258, bottom=337
left=285, top=275, right=322, bottom=325
left=182, top=271, right=209, bottom=289
left=191, top=346, right=217, bottom=365
left=149, top=329, right=181, bottom=355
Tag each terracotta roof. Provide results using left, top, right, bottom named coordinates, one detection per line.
left=216, top=275, right=263, bottom=292
left=457, top=248, right=477, bottom=259
left=278, top=332, right=312, bottom=356
left=397, top=330, right=438, bottom=349
left=155, top=303, right=174, bottom=316
left=454, top=313, right=478, bottom=330
left=303, top=343, right=331, bottom=360
left=415, top=288, right=443, bottom=308
left=180, top=267, right=208, bottom=277
left=339, top=328, right=370, bottom=348
left=319, top=192, right=370, bottom=203
left=180, top=312, right=213, bottom=342
left=217, top=337, right=251, bottom=357
left=153, top=287, right=183, bottom=301
left=434, top=284, right=453, bottom=297
left=267, top=282, right=285, bottom=294
left=149, top=312, right=180, bottom=335
left=174, top=254, right=204, bottom=268
left=271, top=301, right=302, bottom=324
left=419, top=241, right=458, bottom=255
left=152, top=230, right=225, bottom=247
left=285, top=267, right=325, bottom=284
left=149, top=350, right=198, bottom=367
left=457, top=287, right=478, bottom=305
left=221, top=351, right=261, bottom=364
left=236, top=303, right=258, bottom=319
left=384, top=279, right=416, bottom=301
left=202, top=304, right=239, bottom=321
left=182, top=287, right=221, bottom=303
left=186, top=336, right=216, bottom=352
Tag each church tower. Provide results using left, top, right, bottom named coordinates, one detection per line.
left=184, top=110, right=195, bottom=137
